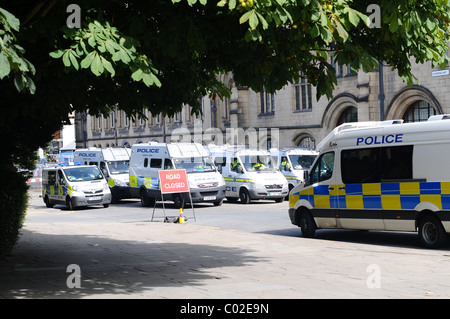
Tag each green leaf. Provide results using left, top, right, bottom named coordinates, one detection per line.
left=90, top=53, right=103, bottom=76
left=256, top=12, right=269, bottom=30
left=310, top=24, right=320, bottom=38
left=69, top=51, right=79, bottom=70
left=131, top=68, right=143, bottom=81
left=348, top=9, right=360, bottom=27
left=217, top=0, right=227, bottom=6
left=101, top=56, right=115, bottom=77
left=49, top=50, right=65, bottom=59
left=80, top=51, right=96, bottom=69
left=239, top=10, right=253, bottom=24
left=249, top=11, right=259, bottom=30
left=0, top=50, right=11, bottom=79
left=0, top=8, right=20, bottom=32
left=62, top=51, right=71, bottom=67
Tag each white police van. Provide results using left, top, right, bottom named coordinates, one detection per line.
left=271, top=147, right=317, bottom=197
left=208, top=145, right=288, bottom=203
left=289, top=116, right=450, bottom=248
left=129, top=142, right=226, bottom=207
left=42, top=163, right=111, bottom=209
left=73, top=148, right=131, bottom=202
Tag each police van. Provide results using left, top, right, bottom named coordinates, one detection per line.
left=129, top=142, right=226, bottom=207
left=42, top=163, right=111, bottom=209
left=289, top=115, right=450, bottom=248
left=73, top=148, right=131, bottom=202
left=208, top=145, right=288, bottom=203
left=271, top=147, right=317, bottom=196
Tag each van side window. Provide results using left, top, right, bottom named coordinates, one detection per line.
left=310, top=152, right=334, bottom=184
left=164, top=159, right=173, bottom=169
left=150, top=158, right=162, bottom=168
left=381, top=145, right=413, bottom=181
left=144, top=158, right=148, bottom=167
left=341, top=145, right=413, bottom=184
left=48, top=171, right=56, bottom=184
left=341, top=148, right=379, bottom=184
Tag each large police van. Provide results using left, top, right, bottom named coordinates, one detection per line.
left=73, top=148, right=131, bottom=202
left=271, top=147, right=317, bottom=196
left=208, top=145, right=288, bottom=203
left=289, top=115, right=450, bottom=248
left=129, top=142, right=226, bottom=207
left=42, top=163, right=111, bottom=209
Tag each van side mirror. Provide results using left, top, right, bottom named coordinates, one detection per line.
left=216, top=164, right=222, bottom=174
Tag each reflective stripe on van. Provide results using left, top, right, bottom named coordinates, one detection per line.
left=290, top=181, right=450, bottom=211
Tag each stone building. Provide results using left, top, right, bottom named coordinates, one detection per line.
left=75, top=58, right=449, bottom=150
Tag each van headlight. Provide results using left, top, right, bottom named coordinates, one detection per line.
left=72, top=186, right=81, bottom=192
left=103, top=183, right=109, bottom=191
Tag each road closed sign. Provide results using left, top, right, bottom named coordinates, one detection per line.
left=159, top=169, right=190, bottom=194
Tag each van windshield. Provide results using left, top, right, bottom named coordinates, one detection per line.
left=64, top=167, right=104, bottom=182
left=288, top=155, right=316, bottom=170
left=107, top=161, right=129, bottom=175
left=239, top=155, right=277, bottom=172
left=173, top=157, right=216, bottom=173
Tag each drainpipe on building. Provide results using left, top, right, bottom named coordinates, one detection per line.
left=378, top=60, right=385, bottom=121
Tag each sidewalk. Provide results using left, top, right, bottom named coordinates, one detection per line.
left=2, top=197, right=450, bottom=299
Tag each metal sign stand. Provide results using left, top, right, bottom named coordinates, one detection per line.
left=151, top=191, right=196, bottom=222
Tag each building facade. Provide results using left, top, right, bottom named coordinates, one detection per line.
left=75, top=58, right=450, bottom=150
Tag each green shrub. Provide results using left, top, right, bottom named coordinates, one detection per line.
left=0, top=165, right=29, bottom=258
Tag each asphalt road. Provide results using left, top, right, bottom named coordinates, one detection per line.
left=2, top=191, right=450, bottom=300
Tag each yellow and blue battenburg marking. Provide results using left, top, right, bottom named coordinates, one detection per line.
left=129, top=175, right=160, bottom=189
left=43, top=185, right=73, bottom=196
left=290, top=181, right=450, bottom=211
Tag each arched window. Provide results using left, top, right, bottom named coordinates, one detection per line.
left=336, top=106, right=358, bottom=126
left=297, top=136, right=316, bottom=149
left=402, top=100, right=436, bottom=123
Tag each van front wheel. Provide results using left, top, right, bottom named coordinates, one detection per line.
left=66, top=197, right=74, bottom=210
left=239, top=188, right=250, bottom=204
left=300, top=210, right=316, bottom=238
left=418, top=215, right=448, bottom=249
left=44, top=195, right=54, bottom=208
left=140, top=190, right=154, bottom=207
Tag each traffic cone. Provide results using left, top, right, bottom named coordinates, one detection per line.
left=178, top=208, right=186, bottom=223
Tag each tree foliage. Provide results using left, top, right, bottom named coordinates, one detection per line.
left=0, top=0, right=449, bottom=255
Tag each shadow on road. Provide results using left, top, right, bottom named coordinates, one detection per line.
left=257, top=228, right=450, bottom=251
left=0, top=228, right=262, bottom=299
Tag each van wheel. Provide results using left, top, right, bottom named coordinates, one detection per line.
left=285, top=184, right=294, bottom=201
left=274, top=198, right=284, bottom=203
left=300, top=210, right=316, bottom=238
left=418, top=215, right=448, bottom=248
left=66, top=197, right=74, bottom=210
left=140, top=190, right=154, bottom=207
left=173, top=194, right=184, bottom=209
left=239, top=188, right=250, bottom=204
left=213, top=199, right=223, bottom=206
left=44, top=195, right=54, bottom=208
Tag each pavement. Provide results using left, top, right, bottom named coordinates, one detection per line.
left=2, top=191, right=450, bottom=300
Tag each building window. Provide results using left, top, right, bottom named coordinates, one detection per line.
left=260, top=90, right=275, bottom=115
left=403, top=100, right=436, bottom=123
left=294, top=77, right=312, bottom=111
left=337, top=106, right=358, bottom=127
left=297, top=136, right=316, bottom=149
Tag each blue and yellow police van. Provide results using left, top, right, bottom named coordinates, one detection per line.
left=289, top=115, right=450, bottom=248
left=42, top=163, right=111, bottom=209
